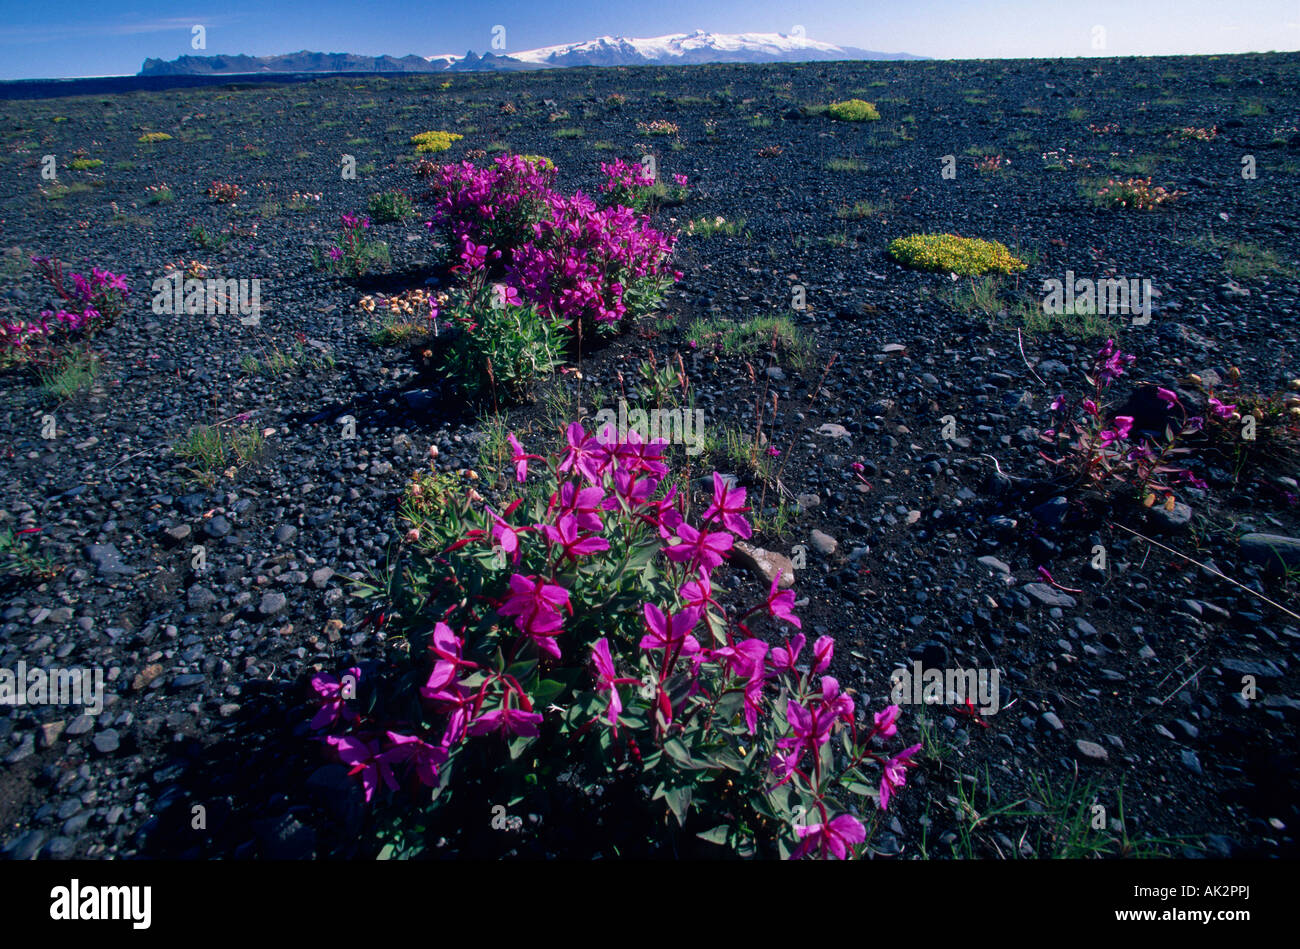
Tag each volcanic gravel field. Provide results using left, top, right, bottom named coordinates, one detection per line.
left=1, top=52, right=1299, bottom=860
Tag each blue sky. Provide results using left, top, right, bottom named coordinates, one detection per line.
left=2, top=1, right=1298, bottom=79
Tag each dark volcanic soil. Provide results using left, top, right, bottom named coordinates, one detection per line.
left=0, top=52, right=1298, bottom=860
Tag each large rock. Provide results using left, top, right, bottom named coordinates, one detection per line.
left=1239, top=533, right=1300, bottom=574
left=731, top=542, right=795, bottom=589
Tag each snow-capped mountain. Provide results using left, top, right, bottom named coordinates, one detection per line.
left=478, top=30, right=923, bottom=67
left=139, top=30, right=924, bottom=77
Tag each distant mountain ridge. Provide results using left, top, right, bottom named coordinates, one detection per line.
left=139, top=30, right=926, bottom=76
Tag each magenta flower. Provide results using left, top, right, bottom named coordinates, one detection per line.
left=507, top=432, right=541, bottom=483
left=498, top=574, right=570, bottom=648
left=879, top=743, right=922, bottom=810
left=309, top=667, right=362, bottom=729
left=542, top=512, right=610, bottom=560
left=558, top=422, right=606, bottom=483
left=701, top=472, right=752, bottom=538
left=792, top=813, right=866, bottom=860
left=638, top=602, right=701, bottom=656
left=556, top=481, right=606, bottom=532
left=673, top=173, right=688, bottom=187
left=873, top=704, right=901, bottom=738
left=590, top=638, right=638, bottom=726
left=1112, top=415, right=1134, bottom=439
left=1208, top=397, right=1237, bottom=420
left=765, top=570, right=801, bottom=629
left=1050, top=394, right=1066, bottom=412
left=768, top=632, right=806, bottom=672
left=329, top=735, right=399, bottom=802
left=679, top=568, right=719, bottom=612
left=819, top=675, right=854, bottom=723
left=468, top=702, right=544, bottom=738
left=1156, top=387, right=1178, bottom=408
left=380, top=732, right=449, bottom=787
left=663, top=521, right=733, bottom=572
left=812, top=635, right=834, bottom=673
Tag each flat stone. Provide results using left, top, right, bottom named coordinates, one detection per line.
left=1074, top=739, right=1109, bottom=762
left=809, top=529, right=838, bottom=556
left=977, top=551, right=1008, bottom=572
left=259, top=592, right=287, bottom=616
left=85, top=543, right=133, bottom=576
left=91, top=729, right=120, bottom=754
left=1239, top=533, right=1300, bottom=574
left=132, top=663, right=165, bottom=691
left=1022, top=583, right=1077, bottom=609
left=731, top=542, right=795, bottom=589
left=38, top=721, right=65, bottom=747
left=310, top=567, right=335, bottom=588
left=65, top=713, right=95, bottom=736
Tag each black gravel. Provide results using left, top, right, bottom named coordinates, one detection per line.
left=1, top=52, right=1298, bottom=859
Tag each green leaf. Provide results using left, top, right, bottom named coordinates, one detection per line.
left=663, top=783, right=693, bottom=826
left=506, top=658, right=537, bottom=683
left=532, top=678, right=565, bottom=707
left=704, top=748, right=745, bottom=772
left=377, top=843, right=396, bottom=860
left=663, top=738, right=707, bottom=771
left=697, top=824, right=731, bottom=845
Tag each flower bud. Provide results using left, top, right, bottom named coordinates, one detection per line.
left=1183, top=373, right=1203, bottom=388
left=1227, top=366, right=1241, bottom=382
left=428, top=444, right=439, bottom=460
left=405, top=528, right=420, bottom=543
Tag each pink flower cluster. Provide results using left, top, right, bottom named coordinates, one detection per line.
left=508, top=192, right=677, bottom=328
left=312, top=422, right=914, bottom=857
left=3, top=258, right=129, bottom=353
left=423, top=154, right=678, bottom=330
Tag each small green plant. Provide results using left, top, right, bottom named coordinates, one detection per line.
left=367, top=189, right=416, bottom=223
left=174, top=420, right=265, bottom=484
left=835, top=199, right=889, bottom=220
left=410, top=130, right=464, bottom=153
left=888, top=233, right=1027, bottom=275
left=825, top=158, right=869, bottom=173
left=190, top=225, right=230, bottom=251
left=827, top=99, right=881, bottom=122
left=1085, top=176, right=1185, bottom=210
left=0, top=525, right=59, bottom=580
left=138, top=132, right=172, bottom=143
left=145, top=184, right=174, bottom=204
left=313, top=213, right=391, bottom=277
left=683, top=215, right=745, bottom=238
left=440, top=286, right=566, bottom=402
left=38, top=347, right=100, bottom=399
left=553, top=127, right=585, bottom=139
left=1064, top=107, right=1087, bottom=121
left=68, top=158, right=102, bottom=170
left=42, top=182, right=94, bottom=200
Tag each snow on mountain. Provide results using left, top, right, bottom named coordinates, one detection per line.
left=497, top=30, right=922, bottom=67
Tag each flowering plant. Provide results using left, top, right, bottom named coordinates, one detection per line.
left=313, top=213, right=391, bottom=277
left=423, top=154, right=678, bottom=338
left=1039, top=339, right=1203, bottom=507
left=2, top=256, right=129, bottom=362
left=322, top=424, right=917, bottom=858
